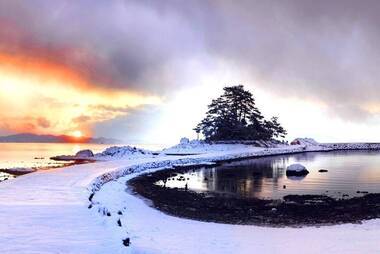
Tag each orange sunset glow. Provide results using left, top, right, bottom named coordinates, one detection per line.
left=0, top=52, right=161, bottom=137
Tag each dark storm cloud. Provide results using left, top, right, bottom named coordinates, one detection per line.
left=1, top=0, right=380, bottom=119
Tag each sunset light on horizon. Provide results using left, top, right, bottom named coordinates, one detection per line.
left=2, top=0, right=380, bottom=145
left=0, top=51, right=161, bottom=139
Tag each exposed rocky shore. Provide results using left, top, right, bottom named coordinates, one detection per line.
left=129, top=166, right=380, bottom=227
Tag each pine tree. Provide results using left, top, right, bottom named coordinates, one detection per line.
left=268, top=116, right=287, bottom=139
left=195, top=85, right=287, bottom=141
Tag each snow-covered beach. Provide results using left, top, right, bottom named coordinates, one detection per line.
left=1, top=140, right=380, bottom=253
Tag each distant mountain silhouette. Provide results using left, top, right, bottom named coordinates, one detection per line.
left=0, top=133, right=122, bottom=144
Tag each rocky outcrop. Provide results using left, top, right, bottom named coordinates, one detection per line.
left=75, top=149, right=94, bottom=157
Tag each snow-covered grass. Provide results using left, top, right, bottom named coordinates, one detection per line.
left=2, top=140, right=380, bottom=253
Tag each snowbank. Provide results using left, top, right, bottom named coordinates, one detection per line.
left=161, top=139, right=259, bottom=155
left=75, top=149, right=94, bottom=157
left=51, top=146, right=155, bottom=161
left=95, top=145, right=154, bottom=159
left=292, top=138, right=319, bottom=146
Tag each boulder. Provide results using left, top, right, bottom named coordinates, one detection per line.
left=75, top=149, right=94, bottom=157
left=180, top=137, right=190, bottom=145
left=286, top=163, right=309, bottom=176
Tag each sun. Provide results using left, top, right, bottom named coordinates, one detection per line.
left=72, top=130, right=83, bottom=138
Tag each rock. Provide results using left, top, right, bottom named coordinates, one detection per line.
left=117, top=219, right=122, bottom=227
left=319, top=169, right=328, bottom=173
left=290, top=138, right=319, bottom=146
left=123, top=238, right=131, bottom=247
left=180, top=137, right=190, bottom=144
left=75, top=149, right=94, bottom=157
left=89, top=193, right=94, bottom=202
left=286, top=164, right=309, bottom=176
left=1, top=167, right=36, bottom=175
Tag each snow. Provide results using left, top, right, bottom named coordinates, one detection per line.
left=97, top=175, right=380, bottom=254
left=292, top=138, right=319, bottom=146
left=75, top=149, right=94, bottom=157
left=51, top=146, right=154, bottom=161
left=1, top=141, right=380, bottom=253
left=161, top=139, right=256, bottom=155
left=179, top=137, right=190, bottom=144
left=95, top=145, right=154, bottom=159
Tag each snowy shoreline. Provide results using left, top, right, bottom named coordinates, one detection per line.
left=90, top=141, right=380, bottom=253
left=2, top=140, right=380, bottom=253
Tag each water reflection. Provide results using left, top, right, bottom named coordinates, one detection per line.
left=158, top=151, right=380, bottom=199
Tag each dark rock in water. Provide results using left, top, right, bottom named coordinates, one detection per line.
left=89, top=193, right=94, bottom=202
left=117, top=210, right=123, bottom=215
left=286, top=164, right=309, bottom=176
left=107, top=212, right=111, bottom=216
left=75, top=149, right=94, bottom=157
left=88, top=204, right=93, bottom=209
left=319, top=169, right=328, bottom=173
left=117, top=219, right=122, bottom=227
left=123, top=238, right=130, bottom=247
left=286, top=171, right=309, bottom=177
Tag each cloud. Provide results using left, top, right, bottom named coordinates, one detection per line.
left=36, top=117, right=51, bottom=128
left=72, top=115, right=91, bottom=123
left=90, top=105, right=130, bottom=114
left=93, top=105, right=161, bottom=142
left=1, top=0, right=380, bottom=123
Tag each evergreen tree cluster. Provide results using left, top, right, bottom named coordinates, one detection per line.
left=194, top=85, right=287, bottom=141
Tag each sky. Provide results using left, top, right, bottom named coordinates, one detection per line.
left=1, top=0, right=380, bottom=145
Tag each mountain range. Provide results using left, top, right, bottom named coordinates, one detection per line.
left=0, top=133, right=122, bottom=144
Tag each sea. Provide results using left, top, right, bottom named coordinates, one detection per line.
left=0, top=142, right=167, bottom=170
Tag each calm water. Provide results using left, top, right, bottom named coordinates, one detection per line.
left=0, top=143, right=113, bottom=170
left=0, top=142, right=167, bottom=182
left=158, top=151, right=380, bottom=199
left=0, top=142, right=167, bottom=171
